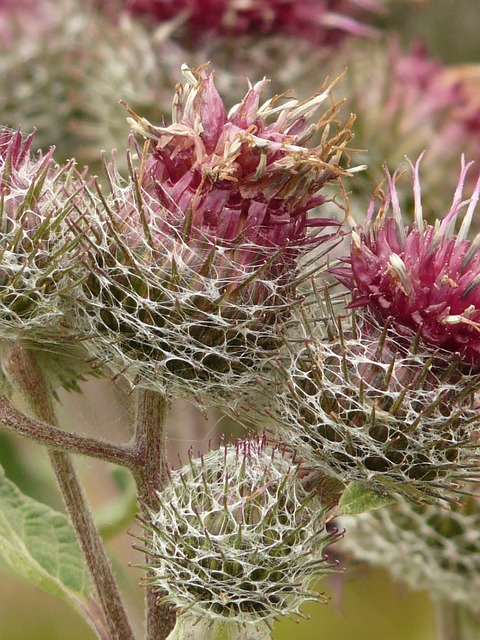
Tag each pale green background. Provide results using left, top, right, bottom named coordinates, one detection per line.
left=0, top=567, right=436, bottom=639
left=1, top=0, right=478, bottom=637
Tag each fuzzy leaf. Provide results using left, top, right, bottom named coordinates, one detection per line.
left=338, top=482, right=396, bottom=515
left=0, top=462, right=93, bottom=607
left=94, top=467, right=137, bottom=539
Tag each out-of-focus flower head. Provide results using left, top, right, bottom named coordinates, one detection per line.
left=74, top=65, right=357, bottom=403
left=333, top=155, right=480, bottom=367
left=252, top=304, right=480, bottom=506
left=126, top=0, right=383, bottom=44
left=440, top=64, right=480, bottom=179
left=0, top=0, right=92, bottom=162
left=137, top=434, right=340, bottom=634
left=0, top=0, right=191, bottom=169
left=0, top=0, right=58, bottom=45
left=321, top=39, right=469, bottom=215
left=341, top=489, right=480, bottom=615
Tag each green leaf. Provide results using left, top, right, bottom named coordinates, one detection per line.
left=94, top=467, right=138, bottom=540
left=0, top=462, right=93, bottom=610
left=338, top=482, right=396, bottom=515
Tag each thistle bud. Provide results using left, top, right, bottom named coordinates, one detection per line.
left=0, top=129, right=75, bottom=335
left=253, top=156, right=480, bottom=507
left=0, top=128, right=96, bottom=393
left=137, top=435, right=340, bottom=636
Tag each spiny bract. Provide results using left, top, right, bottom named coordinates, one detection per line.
left=138, top=436, right=340, bottom=624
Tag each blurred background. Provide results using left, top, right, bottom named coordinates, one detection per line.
left=0, top=379, right=438, bottom=639
left=1, top=0, right=480, bottom=637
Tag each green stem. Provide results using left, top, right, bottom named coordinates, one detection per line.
left=131, top=389, right=176, bottom=640
left=2, top=344, right=136, bottom=640
left=436, top=601, right=480, bottom=640
left=166, top=616, right=272, bottom=640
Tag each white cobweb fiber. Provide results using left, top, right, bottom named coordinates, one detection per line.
left=256, top=309, right=480, bottom=504
left=140, top=436, right=340, bottom=623
left=72, top=160, right=319, bottom=405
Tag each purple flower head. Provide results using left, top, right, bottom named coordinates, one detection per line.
left=127, top=64, right=356, bottom=275
left=125, top=0, right=381, bottom=44
left=333, top=155, right=480, bottom=366
left=76, top=65, right=358, bottom=402
left=438, top=65, right=480, bottom=182
left=387, top=41, right=460, bottom=124
left=0, top=0, right=58, bottom=46
left=0, top=128, right=97, bottom=393
left=320, top=39, right=480, bottom=215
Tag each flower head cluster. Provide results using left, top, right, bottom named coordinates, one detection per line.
left=255, top=307, right=480, bottom=505
left=126, top=0, right=381, bottom=44
left=138, top=435, right=340, bottom=627
left=333, top=156, right=480, bottom=367
left=341, top=490, right=480, bottom=613
left=74, top=65, right=355, bottom=402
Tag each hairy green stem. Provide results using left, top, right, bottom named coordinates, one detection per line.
left=49, top=450, right=136, bottom=640
left=167, top=617, right=272, bottom=640
left=436, top=602, right=480, bottom=640
left=2, top=344, right=136, bottom=640
left=0, top=345, right=181, bottom=638
left=131, top=389, right=176, bottom=640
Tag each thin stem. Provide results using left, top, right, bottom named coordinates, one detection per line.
left=131, top=389, right=176, bottom=640
left=131, top=389, right=168, bottom=509
left=2, top=344, right=137, bottom=640
left=49, top=450, right=136, bottom=640
left=79, top=597, right=112, bottom=640
left=0, top=395, right=138, bottom=467
left=436, top=601, right=480, bottom=640
left=437, top=602, right=460, bottom=640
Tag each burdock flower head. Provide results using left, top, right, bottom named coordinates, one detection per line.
left=257, top=304, right=480, bottom=507
left=75, top=64, right=356, bottom=403
left=137, top=435, right=340, bottom=639
left=260, top=157, right=480, bottom=506
left=0, top=128, right=81, bottom=340
left=126, top=0, right=382, bottom=44
left=333, top=155, right=480, bottom=368
left=127, top=64, right=355, bottom=265
left=0, top=128, right=94, bottom=394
